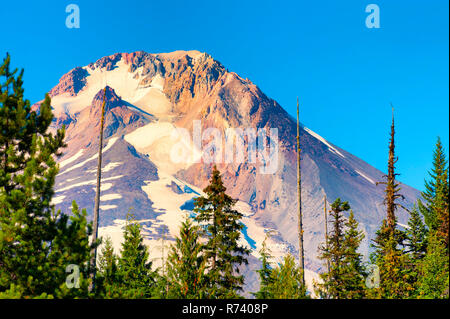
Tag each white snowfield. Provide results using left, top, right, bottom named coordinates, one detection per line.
left=51, top=59, right=173, bottom=118
left=124, top=121, right=202, bottom=175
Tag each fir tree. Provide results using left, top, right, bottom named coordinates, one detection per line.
left=166, top=217, right=207, bottom=299
left=253, top=234, right=274, bottom=299
left=317, top=200, right=366, bottom=299
left=96, top=236, right=119, bottom=298
left=340, top=210, right=367, bottom=299
left=265, top=254, right=308, bottom=299
left=405, top=205, right=427, bottom=261
left=194, top=166, right=249, bottom=298
left=418, top=137, right=449, bottom=248
left=375, top=109, right=406, bottom=239
left=369, top=109, right=414, bottom=299
left=418, top=233, right=449, bottom=299
left=117, top=215, right=155, bottom=298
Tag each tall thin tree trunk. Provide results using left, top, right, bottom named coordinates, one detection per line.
left=324, top=195, right=330, bottom=275
left=324, top=195, right=330, bottom=298
left=297, top=97, right=305, bottom=286
left=89, top=86, right=107, bottom=292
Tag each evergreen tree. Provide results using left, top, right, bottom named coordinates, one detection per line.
left=403, top=205, right=428, bottom=296
left=96, top=236, right=119, bottom=298
left=340, top=210, right=367, bottom=299
left=265, top=254, right=308, bottom=299
left=418, top=233, right=449, bottom=299
left=50, top=201, right=95, bottom=298
left=418, top=137, right=449, bottom=248
left=253, top=234, right=274, bottom=299
left=194, top=166, right=250, bottom=298
left=369, top=110, right=414, bottom=299
left=0, top=54, right=95, bottom=298
left=405, top=205, right=427, bottom=262
left=166, top=217, right=207, bottom=299
left=375, top=110, right=406, bottom=239
left=116, top=215, right=155, bottom=298
left=317, top=200, right=366, bottom=298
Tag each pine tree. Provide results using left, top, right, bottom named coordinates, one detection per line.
left=316, top=198, right=348, bottom=298
left=117, top=215, right=155, bottom=298
left=50, top=201, right=95, bottom=298
left=340, top=210, right=367, bottom=299
left=369, top=109, right=415, bottom=299
left=0, top=54, right=95, bottom=298
left=418, top=233, right=449, bottom=299
left=405, top=205, right=427, bottom=261
left=253, top=234, right=274, bottom=299
left=166, top=217, right=207, bottom=299
left=316, top=199, right=366, bottom=299
left=96, top=236, right=119, bottom=298
left=418, top=137, right=449, bottom=248
left=376, top=109, right=405, bottom=238
left=265, top=254, right=308, bottom=299
left=194, top=166, right=250, bottom=298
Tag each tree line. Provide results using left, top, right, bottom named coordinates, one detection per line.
left=0, top=54, right=448, bottom=299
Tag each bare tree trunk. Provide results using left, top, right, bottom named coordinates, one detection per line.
left=324, top=195, right=330, bottom=298
left=297, top=97, right=305, bottom=286
left=89, top=86, right=107, bottom=292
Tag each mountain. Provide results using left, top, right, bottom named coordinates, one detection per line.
left=36, top=50, right=420, bottom=294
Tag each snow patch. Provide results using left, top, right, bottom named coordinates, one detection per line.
left=59, top=137, right=118, bottom=175
left=59, top=149, right=84, bottom=169
left=101, top=193, right=122, bottom=201
left=355, top=170, right=375, bottom=184
left=100, top=204, right=118, bottom=210
left=51, top=195, right=65, bottom=205
left=87, top=161, right=122, bottom=174
left=304, top=127, right=345, bottom=158
left=56, top=174, right=123, bottom=192
left=124, top=122, right=201, bottom=175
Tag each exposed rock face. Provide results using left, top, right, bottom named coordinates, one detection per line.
left=45, top=50, right=420, bottom=292
left=49, top=66, right=89, bottom=97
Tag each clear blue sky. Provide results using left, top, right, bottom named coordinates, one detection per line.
left=1, top=0, right=448, bottom=191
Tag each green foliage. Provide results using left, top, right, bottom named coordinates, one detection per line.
left=0, top=54, right=94, bottom=298
left=265, top=254, right=308, bottom=299
left=115, top=215, right=155, bottom=298
left=96, top=236, right=120, bottom=298
left=316, top=200, right=366, bottom=299
left=418, top=137, right=449, bottom=239
left=253, top=235, right=274, bottom=299
left=418, top=233, right=449, bottom=299
left=194, top=166, right=250, bottom=298
left=405, top=205, right=427, bottom=262
left=166, top=217, right=207, bottom=298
